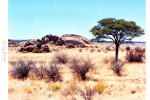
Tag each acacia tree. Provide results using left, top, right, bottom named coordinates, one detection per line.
left=90, top=18, right=144, bottom=61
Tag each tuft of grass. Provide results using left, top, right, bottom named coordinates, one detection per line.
left=95, top=82, right=107, bottom=94
left=30, top=81, right=39, bottom=86
left=23, top=86, right=32, bottom=93
left=52, top=83, right=61, bottom=91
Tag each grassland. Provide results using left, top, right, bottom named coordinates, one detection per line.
left=8, top=44, right=146, bottom=100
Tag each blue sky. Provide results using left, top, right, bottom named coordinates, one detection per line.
left=8, top=0, right=146, bottom=41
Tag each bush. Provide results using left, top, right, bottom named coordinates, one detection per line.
left=79, top=49, right=83, bottom=52
left=53, top=51, right=69, bottom=64
left=78, top=87, right=96, bottom=100
left=44, top=62, right=61, bottom=81
left=126, top=46, right=130, bottom=50
left=33, top=63, right=46, bottom=79
left=95, top=82, right=107, bottom=94
left=110, top=58, right=125, bottom=76
left=126, top=47, right=146, bottom=62
left=90, top=49, right=94, bottom=53
left=69, top=56, right=94, bottom=80
left=106, top=46, right=111, bottom=51
left=97, top=49, right=101, bottom=52
left=10, top=59, right=35, bottom=80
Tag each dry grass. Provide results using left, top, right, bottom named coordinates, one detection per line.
left=8, top=44, right=146, bottom=100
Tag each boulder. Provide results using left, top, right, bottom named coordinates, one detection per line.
left=41, top=44, right=50, bottom=52
left=61, top=34, right=92, bottom=45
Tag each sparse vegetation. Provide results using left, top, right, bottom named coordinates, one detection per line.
left=53, top=51, right=69, bottom=64
left=23, top=86, right=32, bottom=93
left=52, top=83, right=61, bottom=91
left=44, top=62, right=61, bottom=81
left=33, top=63, right=46, bottom=79
left=90, top=49, right=94, bottom=53
left=9, top=59, right=35, bottom=80
left=109, top=58, right=125, bottom=76
left=69, top=56, right=94, bottom=80
left=79, top=49, right=82, bottom=52
left=126, top=47, right=146, bottom=62
left=78, top=87, right=96, bottom=100
left=95, top=82, right=107, bottom=94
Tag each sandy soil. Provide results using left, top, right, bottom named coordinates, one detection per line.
left=8, top=44, right=146, bottom=100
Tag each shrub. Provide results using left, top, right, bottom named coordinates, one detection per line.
left=110, top=58, right=125, bottom=76
left=102, top=57, right=110, bottom=63
left=44, top=62, right=61, bottom=81
left=97, top=49, right=101, bottom=52
left=32, top=63, right=46, bottom=79
left=90, top=49, right=94, bottom=53
left=78, top=87, right=96, bottom=100
left=53, top=51, right=69, bottom=64
left=126, top=47, right=146, bottom=62
left=95, top=82, right=107, bottom=94
left=52, top=83, right=61, bottom=91
left=10, top=59, right=35, bottom=80
left=69, top=56, right=94, bottom=80
left=126, top=46, right=130, bottom=50
left=106, top=46, right=111, bottom=51
left=79, top=49, right=83, bottom=52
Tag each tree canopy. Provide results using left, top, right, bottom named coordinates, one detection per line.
left=90, top=18, right=145, bottom=61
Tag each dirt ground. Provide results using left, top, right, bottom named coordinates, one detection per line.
left=8, top=44, right=146, bottom=100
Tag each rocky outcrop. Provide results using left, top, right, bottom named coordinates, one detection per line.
left=61, top=34, right=92, bottom=45
left=19, top=34, right=66, bottom=53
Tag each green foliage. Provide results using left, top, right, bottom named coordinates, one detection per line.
left=52, top=84, right=61, bottom=91
left=90, top=18, right=145, bottom=61
left=95, top=82, right=107, bottom=94
left=90, top=18, right=144, bottom=45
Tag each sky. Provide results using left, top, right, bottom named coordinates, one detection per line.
left=8, top=0, right=146, bottom=41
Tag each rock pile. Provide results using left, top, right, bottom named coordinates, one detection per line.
left=19, top=34, right=67, bottom=53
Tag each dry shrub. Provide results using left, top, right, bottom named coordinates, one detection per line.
left=106, top=46, right=111, bottom=51
left=102, top=57, right=110, bottom=63
left=53, top=51, right=69, bottom=64
left=90, top=49, right=94, bottom=53
left=79, top=49, right=83, bottom=52
left=126, top=46, right=130, bottom=50
left=69, top=56, right=95, bottom=80
left=110, top=58, right=125, bottom=76
left=8, top=88, right=14, bottom=94
left=126, top=47, right=146, bottom=62
left=32, top=63, right=46, bottom=79
left=44, top=62, right=61, bottom=81
left=78, top=87, right=96, bottom=100
left=9, top=59, right=35, bottom=80
left=97, top=49, right=101, bottom=52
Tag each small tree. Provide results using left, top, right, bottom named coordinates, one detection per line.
left=90, top=18, right=144, bottom=61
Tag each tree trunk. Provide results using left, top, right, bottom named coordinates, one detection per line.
left=115, top=44, right=119, bottom=62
